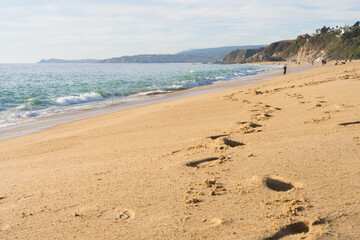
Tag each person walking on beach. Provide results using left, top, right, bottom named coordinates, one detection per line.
left=283, top=65, right=287, bottom=75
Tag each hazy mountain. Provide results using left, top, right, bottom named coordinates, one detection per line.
left=38, top=45, right=267, bottom=64
left=38, top=58, right=100, bottom=63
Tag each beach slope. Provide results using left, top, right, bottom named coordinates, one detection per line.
left=0, top=62, right=359, bottom=239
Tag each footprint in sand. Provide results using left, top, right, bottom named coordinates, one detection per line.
left=223, top=93, right=239, bottom=101
left=235, top=121, right=262, bottom=134
left=185, top=155, right=230, bottom=168
left=252, top=90, right=264, bottom=95
left=286, top=93, right=303, bottom=99
left=339, top=121, right=360, bottom=126
left=0, top=223, right=10, bottom=231
left=263, top=221, right=309, bottom=240
left=264, top=176, right=303, bottom=192
left=212, top=137, right=244, bottom=150
left=117, top=210, right=133, bottom=221
left=265, top=177, right=293, bottom=192
left=307, top=100, right=330, bottom=110
left=208, top=134, right=229, bottom=140
left=183, top=217, right=231, bottom=231
left=251, top=113, right=272, bottom=121
left=304, top=115, right=331, bottom=124
left=185, top=157, right=219, bottom=168
left=98, top=207, right=135, bottom=221
left=206, top=218, right=229, bottom=227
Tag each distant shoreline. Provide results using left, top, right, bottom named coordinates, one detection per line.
left=37, top=45, right=267, bottom=64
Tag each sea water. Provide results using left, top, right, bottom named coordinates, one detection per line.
left=0, top=63, right=277, bottom=129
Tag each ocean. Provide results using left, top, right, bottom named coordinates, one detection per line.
left=0, top=63, right=277, bottom=130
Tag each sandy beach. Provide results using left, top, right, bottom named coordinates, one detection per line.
left=0, top=62, right=359, bottom=239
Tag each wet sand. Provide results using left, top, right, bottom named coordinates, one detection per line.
left=0, top=62, right=359, bottom=239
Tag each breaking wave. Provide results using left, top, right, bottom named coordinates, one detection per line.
left=55, top=92, right=104, bottom=106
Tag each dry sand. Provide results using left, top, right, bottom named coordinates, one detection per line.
left=0, top=62, right=359, bottom=239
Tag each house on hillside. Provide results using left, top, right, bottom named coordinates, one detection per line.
left=339, top=25, right=352, bottom=36
left=341, top=27, right=350, bottom=35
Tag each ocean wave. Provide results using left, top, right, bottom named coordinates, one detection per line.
left=0, top=119, right=33, bottom=128
left=0, top=111, right=38, bottom=128
left=135, top=90, right=171, bottom=96
left=163, top=85, right=187, bottom=91
left=15, top=98, right=45, bottom=110
left=55, top=92, right=104, bottom=106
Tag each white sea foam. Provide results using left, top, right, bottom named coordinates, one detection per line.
left=136, top=90, right=171, bottom=96
left=55, top=92, right=104, bottom=106
left=15, top=104, right=27, bottom=110
left=0, top=111, right=36, bottom=128
left=164, top=85, right=187, bottom=91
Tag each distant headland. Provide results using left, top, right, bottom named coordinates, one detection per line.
left=38, top=45, right=267, bottom=64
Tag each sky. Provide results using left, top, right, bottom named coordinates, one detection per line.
left=0, top=0, right=359, bottom=63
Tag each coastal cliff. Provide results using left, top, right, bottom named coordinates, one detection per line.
left=222, top=21, right=360, bottom=63
left=246, top=40, right=295, bottom=62
left=220, top=48, right=264, bottom=64
left=223, top=38, right=306, bottom=63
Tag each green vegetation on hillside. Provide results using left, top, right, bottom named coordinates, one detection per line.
left=242, top=20, right=360, bottom=63
left=335, top=26, right=360, bottom=58
left=299, top=22, right=360, bottom=61
left=220, top=48, right=265, bottom=64
left=285, top=34, right=310, bottom=55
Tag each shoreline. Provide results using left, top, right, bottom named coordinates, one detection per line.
left=0, top=64, right=314, bottom=140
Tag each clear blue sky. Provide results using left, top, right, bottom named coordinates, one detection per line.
left=0, top=0, right=359, bottom=63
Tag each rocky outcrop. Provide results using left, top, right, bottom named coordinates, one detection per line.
left=289, top=34, right=336, bottom=62
left=246, top=40, right=296, bottom=62
left=295, top=29, right=360, bottom=61
left=220, top=48, right=264, bottom=64
left=241, top=24, right=360, bottom=63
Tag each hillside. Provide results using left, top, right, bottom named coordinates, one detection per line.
left=38, top=45, right=267, bottom=64
left=220, top=48, right=265, bottom=64
left=223, top=39, right=304, bottom=63
left=222, top=21, right=360, bottom=64
left=293, top=28, right=360, bottom=62
left=177, top=45, right=266, bottom=55
left=99, top=45, right=267, bottom=63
